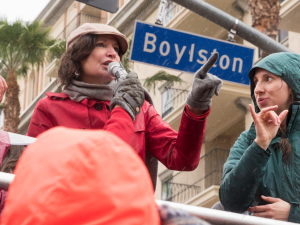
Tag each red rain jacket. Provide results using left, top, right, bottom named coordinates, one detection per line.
left=27, top=92, right=210, bottom=171
left=1, top=127, right=160, bottom=225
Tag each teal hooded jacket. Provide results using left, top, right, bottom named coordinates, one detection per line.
left=219, top=52, right=300, bottom=223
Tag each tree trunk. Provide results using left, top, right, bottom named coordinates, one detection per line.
left=3, top=69, right=20, bottom=133
left=247, top=0, right=281, bottom=58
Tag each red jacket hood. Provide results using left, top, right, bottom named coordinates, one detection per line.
left=1, top=127, right=159, bottom=225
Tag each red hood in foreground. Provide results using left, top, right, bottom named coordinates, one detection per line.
left=1, top=127, right=159, bottom=225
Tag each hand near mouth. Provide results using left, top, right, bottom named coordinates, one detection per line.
left=249, top=104, right=288, bottom=150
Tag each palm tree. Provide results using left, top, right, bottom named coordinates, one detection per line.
left=247, top=0, right=281, bottom=58
left=47, top=39, right=66, bottom=64
left=143, top=70, right=184, bottom=94
left=0, top=20, right=58, bottom=133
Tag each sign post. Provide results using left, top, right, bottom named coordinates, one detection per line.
left=130, top=21, right=255, bottom=85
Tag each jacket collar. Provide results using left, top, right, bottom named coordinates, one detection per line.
left=46, top=92, right=110, bottom=108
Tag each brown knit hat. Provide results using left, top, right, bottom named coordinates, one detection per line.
left=66, top=23, right=128, bottom=54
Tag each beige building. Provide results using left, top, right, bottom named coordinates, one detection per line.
left=17, top=0, right=300, bottom=209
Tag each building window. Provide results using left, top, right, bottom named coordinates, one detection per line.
left=161, top=176, right=173, bottom=201
left=278, top=29, right=289, bottom=46
left=161, top=87, right=173, bottom=118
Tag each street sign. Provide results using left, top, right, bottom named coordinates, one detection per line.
left=130, top=21, right=255, bottom=85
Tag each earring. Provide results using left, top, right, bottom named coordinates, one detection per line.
left=75, top=71, right=80, bottom=79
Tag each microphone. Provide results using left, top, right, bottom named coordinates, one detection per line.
left=107, top=62, right=128, bottom=80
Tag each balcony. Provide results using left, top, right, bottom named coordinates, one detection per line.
left=162, top=87, right=189, bottom=118
left=161, top=149, right=229, bottom=204
left=164, top=1, right=185, bottom=26
left=161, top=72, right=193, bottom=119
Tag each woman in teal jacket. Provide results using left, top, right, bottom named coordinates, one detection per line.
left=220, top=52, right=300, bottom=223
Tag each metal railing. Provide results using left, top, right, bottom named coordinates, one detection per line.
left=0, top=172, right=14, bottom=191
left=161, top=72, right=193, bottom=118
left=0, top=171, right=295, bottom=224
left=162, top=149, right=229, bottom=203
left=162, top=87, right=189, bottom=118
left=156, top=200, right=297, bottom=225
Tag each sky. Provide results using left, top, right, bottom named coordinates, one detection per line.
left=0, top=0, right=51, bottom=23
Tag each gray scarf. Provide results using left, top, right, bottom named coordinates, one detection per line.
left=63, top=79, right=116, bottom=102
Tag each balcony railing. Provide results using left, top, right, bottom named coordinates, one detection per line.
left=161, top=72, right=193, bottom=118
left=164, top=0, right=185, bottom=26
left=162, top=87, right=189, bottom=118
left=162, top=149, right=229, bottom=203
left=56, top=13, right=106, bottom=40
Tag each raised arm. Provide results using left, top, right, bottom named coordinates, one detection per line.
left=145, top=103, right=210, bottom=171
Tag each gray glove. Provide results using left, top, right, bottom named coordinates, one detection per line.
left=110, top=72, right=145, bottom=121
left=186, top=53, right=223, bottom=111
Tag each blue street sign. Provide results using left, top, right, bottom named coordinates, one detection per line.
left=130, top=21, right=255, bottom=85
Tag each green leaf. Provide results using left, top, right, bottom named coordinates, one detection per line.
left=47, top=39, right=66, bottom=62
left=143, top=71, right=184, bottom=94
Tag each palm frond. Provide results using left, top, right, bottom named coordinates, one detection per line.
left=47, top=39, right=66, bottom=62
left=20, top=20, right=52, bottom=69
left=121, top=38, right=132, bottom=72
left=16, top=63, right=29, bottom=77
left=143, top=70, right=184, bottom=94
left=0, top=67, right=8, bottom=80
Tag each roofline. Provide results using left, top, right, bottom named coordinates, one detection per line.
left=35, top=0, right=74, bottom=27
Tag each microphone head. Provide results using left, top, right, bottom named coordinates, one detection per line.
left=107, top=62, right=121, bottom=77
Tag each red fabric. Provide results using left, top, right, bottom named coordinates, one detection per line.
left=0, top=131, right=10, bottom=167
left=27, top=92, right=209, bottom=171
left=103, top=107, right=134, bottom=146
left=185, top=105, right=211, bottom=119
left=1, top=127, right=159, bottom=225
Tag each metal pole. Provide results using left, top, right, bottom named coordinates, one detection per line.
left=0, top=172, right=14, bottom=191
left=156, top=200, right=297, bottom=225
left=171, top=0, right=293, bottom=54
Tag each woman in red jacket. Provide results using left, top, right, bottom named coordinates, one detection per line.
left=27, top=23, right=222, bottom=182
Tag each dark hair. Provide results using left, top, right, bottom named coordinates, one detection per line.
left=279, top=91, right=295, bottom=164
left=0, top=145, right=25, bottom=174
left=58, top=33, right=124, bottom=88
left=280, top=137, right=292, bottom=164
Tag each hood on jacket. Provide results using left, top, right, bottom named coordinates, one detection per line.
left=1, top=127, right=159, bottom=225
left=248, top=52, right=300, bottom=113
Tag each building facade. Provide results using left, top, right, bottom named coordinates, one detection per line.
left=17, top=0, right=300, bottom=208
